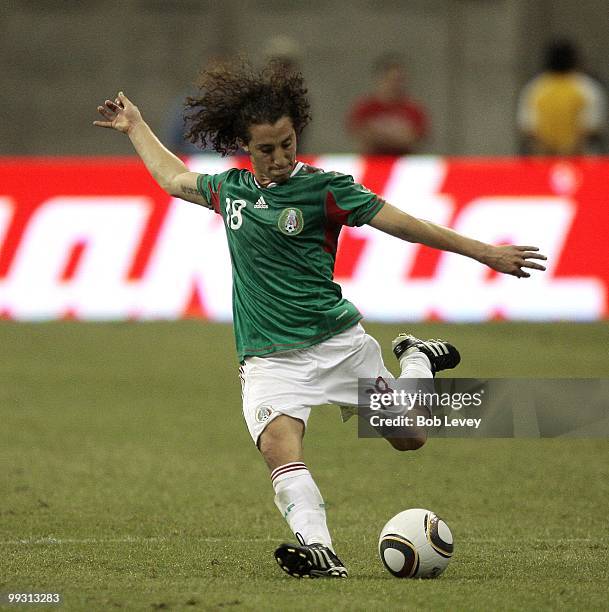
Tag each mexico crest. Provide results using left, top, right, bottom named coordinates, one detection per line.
left=278, top=207, right=304, bottom=236
left=255, top=405, right=274, bottom=423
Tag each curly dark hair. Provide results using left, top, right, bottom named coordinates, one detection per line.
left=184, top=59, right=311, bottom=156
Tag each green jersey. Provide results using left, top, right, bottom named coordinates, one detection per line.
left=196, top=161, right=384, bottom=362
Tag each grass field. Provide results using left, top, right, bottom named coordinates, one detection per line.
left=1, top=321, right=608, bottom=611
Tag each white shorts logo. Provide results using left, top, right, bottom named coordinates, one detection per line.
left=255, top=405, right=274, bottom=423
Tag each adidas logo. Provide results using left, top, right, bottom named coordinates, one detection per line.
left=254, top=196, right=268, bottom=209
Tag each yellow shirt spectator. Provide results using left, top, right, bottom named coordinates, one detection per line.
left=518, top=72, right=605, bottom=155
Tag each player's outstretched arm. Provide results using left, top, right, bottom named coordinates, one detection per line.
left=369, top=202, right=547, bottom=278
left=93, top=92, right=207, bottom=206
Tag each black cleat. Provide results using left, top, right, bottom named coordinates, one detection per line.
left=392, top=333, right=461, bottom=375
left=275, top=542, right=348, bottom=578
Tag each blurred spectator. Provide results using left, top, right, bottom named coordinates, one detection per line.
left=263, top=34, right=302, bottom=75
left=165, top=54, right=231, bottom=156
left=517, top=39, right=607, bottom=155
left=165, top=90, right=202, bottom=156
left=262, top=35, right=310, bottom=152
left=347, top=54, right=429, bottom=155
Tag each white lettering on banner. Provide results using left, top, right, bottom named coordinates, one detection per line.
left=341, top=157, right=453, bottom=311
left=343, top=197, right=604, bottom=320
left=185, top=154, right=232, bottom=177
left=383, top=157, right=448, bottom=199
left=2, top=197, right=150, bottom=319
left=136, top=200, right=232, bottom=320
left=0, top=198, right=14, bottom=250
left=345, top=195, right=454, bottom=299
left=434, top=197, right=604, bottom=320
left=0, top=156, right=605, bottom=321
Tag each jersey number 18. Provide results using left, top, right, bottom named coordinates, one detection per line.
left=226, top=198, right=247, bottom=230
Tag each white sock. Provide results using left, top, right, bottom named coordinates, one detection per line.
left=399, top=350, right=433, bottom=378
left=271, top=462, right=333, bottom=551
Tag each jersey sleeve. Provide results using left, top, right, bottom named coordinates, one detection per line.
left=196, top=171, right=228, bottom=214
left=324, top=172, right=385, bottom=227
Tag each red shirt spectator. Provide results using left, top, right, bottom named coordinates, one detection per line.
left=348, top=54, right=429, bottom=155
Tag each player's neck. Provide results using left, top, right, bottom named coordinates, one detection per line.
left=251, top=161, right=300, bottom=188
left=255, top=172, right=274, bottom=187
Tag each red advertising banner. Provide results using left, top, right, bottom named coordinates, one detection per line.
left=0, top=155, right=606, bottom=321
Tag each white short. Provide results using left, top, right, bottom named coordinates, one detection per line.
left=240, top=323, right=394, bottom=444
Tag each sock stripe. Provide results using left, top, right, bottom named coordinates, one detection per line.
left=271, top=462, right=308, bottom=483
left=271, top=465, right=308, bottom=484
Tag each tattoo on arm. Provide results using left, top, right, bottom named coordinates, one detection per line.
left=180, top=184, right=211, bottom=208
left=181, top=185, right=201, bottom=197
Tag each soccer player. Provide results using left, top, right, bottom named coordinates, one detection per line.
left=94, top=60, right=546, bottom=579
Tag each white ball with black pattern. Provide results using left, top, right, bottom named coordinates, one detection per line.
left=379, top=508, right=453, bottom=578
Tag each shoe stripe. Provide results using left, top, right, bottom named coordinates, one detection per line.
left=429, top=341, right=446, bottom=355
left=320, top=548, right=332, bottom=568
left=316, top=548, right=327, bottom=568
left=277, top=543, right=348, bottom=578
left=317, top=549, right=328, bottom=569
left=319, top=549, right=327, bottom=568
left=422, top=341, right=439, bottom=357
left=308, top=546, right=340, bottom=571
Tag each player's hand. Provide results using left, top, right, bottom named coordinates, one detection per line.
left=483, top=245, right=547, bottom=278
left=93, top=91, right=143, bottom=134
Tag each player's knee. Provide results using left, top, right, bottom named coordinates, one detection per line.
left=258, top=426, right=283, bottom=462
left=258, top=414, right=305, bottom=469
left=387, top=431, right=427, bottom=452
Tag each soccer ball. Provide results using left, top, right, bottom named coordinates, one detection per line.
left=379, top=508, right=453, bottom=578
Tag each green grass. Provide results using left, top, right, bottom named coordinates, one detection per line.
left=1, top=322, right=608, bottom=611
